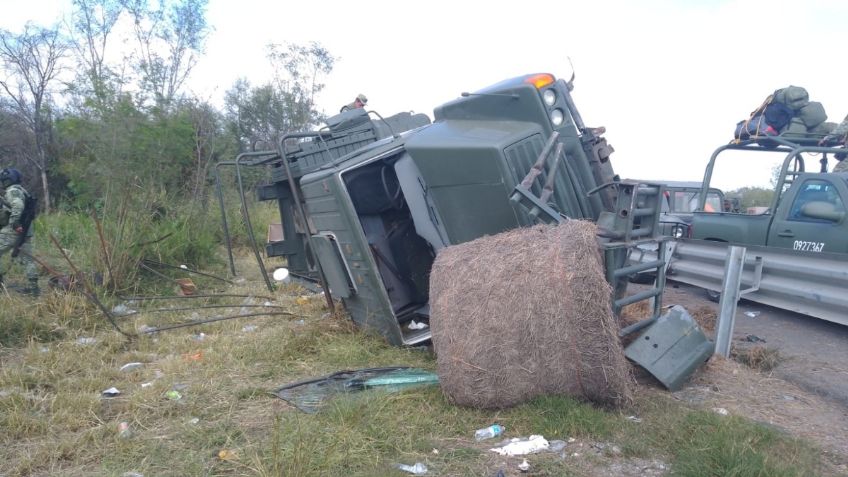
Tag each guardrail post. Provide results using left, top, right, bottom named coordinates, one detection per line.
left=714, top=245, right=746, bottom=358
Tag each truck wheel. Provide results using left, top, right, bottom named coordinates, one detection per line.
left=706, top=290, right=721, bottom=303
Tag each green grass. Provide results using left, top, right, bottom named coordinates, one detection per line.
left=0, top=254, right=831, bottom=477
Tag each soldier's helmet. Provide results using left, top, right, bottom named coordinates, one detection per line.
left=0, top=168, right=22, bottom=187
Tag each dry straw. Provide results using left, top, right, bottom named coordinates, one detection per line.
left=430, top=221, right=633, bottom=408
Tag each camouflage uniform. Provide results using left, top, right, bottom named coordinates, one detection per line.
left=833, top=158, right=848, bottom=173
left=0, top=183, right=38, bottom=289
left=823, top=114, right=848, bottom=173
left=339, top=93, right=368, bottom=113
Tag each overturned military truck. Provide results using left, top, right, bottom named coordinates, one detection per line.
left=245, top=73, right=679, bottom=352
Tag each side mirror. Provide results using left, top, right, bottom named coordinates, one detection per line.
left=801, top=201, right=845, bottom=222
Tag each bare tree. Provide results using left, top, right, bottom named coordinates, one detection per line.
left=68, top=0, right=125, bottom=107
left=0, top=24, right=68, bottom=212
left=123, top=0, right=209, bottom=107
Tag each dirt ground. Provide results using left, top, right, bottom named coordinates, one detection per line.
left=639, top=281, right=848, bottom=475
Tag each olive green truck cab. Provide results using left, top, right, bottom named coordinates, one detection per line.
left=692, top=138, right=848, bottom=254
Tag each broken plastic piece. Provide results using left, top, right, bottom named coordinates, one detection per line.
left=120, top=362, right=143, bottom=372
left=395, top=463, right=427, bottom=475
left=744, top=311, right=761, bottom=318
left=102, top=387, right=121, bottom=397
left=518, top=459, right=530, bottom=472
left=407, top=320, right=429, bottom=330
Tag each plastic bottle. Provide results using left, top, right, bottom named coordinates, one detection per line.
left=474, top=424, right=505, bottom=441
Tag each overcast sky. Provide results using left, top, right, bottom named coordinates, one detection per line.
left=3, top=0, right=847, bottom=191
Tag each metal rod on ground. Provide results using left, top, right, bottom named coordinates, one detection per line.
left=48, top=233, right=135, bottom=339
left=143, top=311, right=299, bottom=333
left=125, top=303, right=290, bottom=316
left=715, top=245, right=747, bottom=358
left=141, top=259, right=234, bottom=284
left=120, top=293, right=273, bottom=301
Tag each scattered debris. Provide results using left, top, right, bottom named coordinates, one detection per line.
left=120, top=362, right=143, bottom=372
left=118, top=421, right=132, bottom=439
left=626, top=415, right=642, bottom=423
left=744, top=311, right=761, bottom=318
left=165, top=390, right=182, bottom=401
left=101, top=387, right=121, bottom=397
left=76, top=337, right=97, bottom=345
left=745, top=334, right=767, bottom=343
left=141, top=382, right=153, bottom=388
left=111, top=303, right=136, bottom=316
left=188, top=417, right=200, bottom=425
left=217, top=449, right=238, bottom=461
left=273, top=367, right=439, bottom=413
left=431, top=448, right=439, bottom=455
left=242, top=325, right=258, bottom=332
left=175, top=278, right=197, bottom=296
left=182, top=351, right=202, bottom=362
left=122, top=472, right=144, bottom=477
left=490, top=435, right=550, bottom=456
left=407, top=320, right=428, bottom=330
left=712, top=407, right=729, bottom=416
left=192, top=332, right=206, bottom=341
left=518, top=459, right=530, bottom=472
left=272, top=268, right=290, bottom=283
left=474, top=424, right=505, bottom=441
left=395, top=462, right=428, bottom=475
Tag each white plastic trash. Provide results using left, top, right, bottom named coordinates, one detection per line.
left=272, top=268, right=291, bottom=283
left=395, top=463, right=428, bottom=475
left=120, top=362, right=143, bottom=372
left=490, top=435, right=550, bottom=456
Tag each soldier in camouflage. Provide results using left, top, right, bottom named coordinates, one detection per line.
left=339, top=93, right=368, bottom=113
left=820, top=114, right=848, bottom=172
left=0, top=168, right=38, bottom=294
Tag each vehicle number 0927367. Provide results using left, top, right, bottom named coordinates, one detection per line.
left=793, top=240, right=825, bottom=252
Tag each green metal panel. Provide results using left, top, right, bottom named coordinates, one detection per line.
left=311, top=233, right=353, bottom=298
left=624, top=305, right=714, bottom=391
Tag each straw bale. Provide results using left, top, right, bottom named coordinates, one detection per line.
left=430, top=221, right=633, bottom=409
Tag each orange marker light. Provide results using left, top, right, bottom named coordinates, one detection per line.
left=525, top=73, right=555, bottom=89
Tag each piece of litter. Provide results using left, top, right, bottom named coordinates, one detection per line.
left=188, top=417, right=200, bottom=424
left=39, top=346, right=49, bottom=353
left=102, top=387, right=121, bottom=397
left=242, top=325, right=258, bottom=332
left=272, top=268, right=290, bottom=282
left=264, top=301, right=272, bottom=307
left=234, top=277, right=246, bottom=284
left=76, top=337, right=97, bottom=345
left=217, top=449, right=238, bottom=461
left=626, top=416, right=642, bottom=423
left=395, top=462, right=428, bottom=475
left=138, top=325, right=156, bottom=334
left=141, top=382, right=153, bottom=388
left=407, top=320, right=429, bottom=330
left=518, top=459, right=530, bottom=472
left=165, top=390, right=182, bottom=401
left=183, top=351, right=202, bottom=361
left=192, top=332, right=206, bottom=341
left=173, top=383, right=189, bottom=391
left=120, top=362, right=143, bottom=372
left=490, top=435, right=550, bottom=456
left=567, top=437, right=577, bottom=442
left=548, top=440, right=567, bottom=452
left=745, top=334, right=767, bottom=343
left=431, top=448, right=439, bottom=455
left=118, top=421, right=132, bottom=439
left=179, top=264, right=188, bottom=270
left=122, top=472, right=144, bottom=477
left=295, top=296, right=309, bottom=306
left=744, top=311, right=761, bottom=318
left=295, top=319, right=305, bottom=325
left=712, top=407, right=729, bottom=416
left=111, top=304, right=136, bottom=316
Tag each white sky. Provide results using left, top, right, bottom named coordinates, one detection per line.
left=3, top=0, right=847, bottom=191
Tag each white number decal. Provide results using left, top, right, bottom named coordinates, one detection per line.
left=793, top=240, right=825, bottom=252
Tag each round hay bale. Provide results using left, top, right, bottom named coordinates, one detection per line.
left=430, top=221, right=633, bottom=409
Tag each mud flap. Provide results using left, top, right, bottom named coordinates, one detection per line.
left=624, top=305, right=714, bottom=391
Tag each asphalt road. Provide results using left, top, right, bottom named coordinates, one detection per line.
left=664, top=281, right=848, bottom=407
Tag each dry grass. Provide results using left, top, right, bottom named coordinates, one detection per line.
left=0, top=251, right=833, bottom=477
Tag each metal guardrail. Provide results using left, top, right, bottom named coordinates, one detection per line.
left=662, top=239, right=848, bottom=327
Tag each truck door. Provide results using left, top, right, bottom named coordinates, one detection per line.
left=767, top=178, right=848, bottom=253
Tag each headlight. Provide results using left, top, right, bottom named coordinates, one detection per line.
left=542, top=89, right=556, bottom=106
left=550, top=109, right=564, bottom=126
